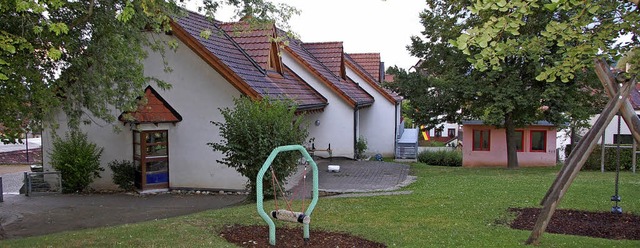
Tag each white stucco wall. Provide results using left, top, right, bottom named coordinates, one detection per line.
left=585, top=111, right=640, bottom=144
left=43, top=35, right=246, bottom=191
left=429, top=122, right=460, bottom=139
left=42, top=111, right=132, bottom=190
left=346, top=68, right=398, bottom=157
left=281, top=52, right=356, bottom=158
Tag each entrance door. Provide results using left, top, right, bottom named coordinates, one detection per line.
left=133, top=130, right=169, bottom=191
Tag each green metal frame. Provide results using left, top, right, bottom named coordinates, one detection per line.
left=256, top=145, right=319, bottom=246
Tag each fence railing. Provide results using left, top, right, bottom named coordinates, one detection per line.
left=23, top=171, right=62, bottom=196
left=397, top=120, right=405, bottom=140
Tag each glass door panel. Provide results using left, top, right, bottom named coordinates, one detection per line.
left=133, top=130, right=169, bottom=191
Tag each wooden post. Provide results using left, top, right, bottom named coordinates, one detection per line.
left=633, top=140, right=637, bottom=174
left=526, top=75, right=635, bottom=245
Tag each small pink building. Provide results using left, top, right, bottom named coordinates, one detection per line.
left=461, top=121, right=557, bottom=167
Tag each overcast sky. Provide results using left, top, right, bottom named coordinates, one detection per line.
left=186, top=0, right=426, bottom=70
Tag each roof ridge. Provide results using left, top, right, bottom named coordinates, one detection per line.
left=303, top=41, right=343, bottom=45
left=348, top=52, right=380, bottom=55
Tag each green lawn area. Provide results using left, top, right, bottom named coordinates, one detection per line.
left=2, top=164, right=640, bottom=247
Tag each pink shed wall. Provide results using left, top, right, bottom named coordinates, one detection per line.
left=462, top=124, right=557, bottom=167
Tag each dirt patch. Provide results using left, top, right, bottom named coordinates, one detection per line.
left=0, top=148, right=42, bottom=165
left=509, top=207, right=640, bottom=240
left=220, top=225, right=387, bottom=247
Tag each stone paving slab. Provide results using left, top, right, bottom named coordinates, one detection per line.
left=286, top=158, right=415, bottom=199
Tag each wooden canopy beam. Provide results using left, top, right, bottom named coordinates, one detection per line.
left=540, top=60, right=640, bottom=206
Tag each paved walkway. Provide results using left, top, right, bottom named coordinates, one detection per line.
left=286, top=158, right=416, bottom=199
left=0, top=158, right=415, bottom=239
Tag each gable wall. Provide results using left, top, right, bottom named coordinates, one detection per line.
left=142, top=35, right=244, bottom=190
left=43, top=35, right=247, bottom=191
left=281, top=52, right=355, bottom=158
left=346, top=68, right=397, bottom=156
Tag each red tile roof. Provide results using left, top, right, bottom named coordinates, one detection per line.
left=171, top=11, right=326, bottom=111
left=120, top=86, right=182, bottom=124
left=344, top=53, right=402, bottom=104
left=219, top=22, right=277, bottom=71
left=630, top=83, right=640, bottom=110
left=302, top=42, right=345, bottom=78
left=384, top=74, right=395, bottom=83
left=283, top=37, right=373, bottom=107
left=348, top=53, right=381, bottom=82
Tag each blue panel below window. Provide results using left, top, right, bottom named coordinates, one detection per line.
left=146, top=172, right=168, bottom=184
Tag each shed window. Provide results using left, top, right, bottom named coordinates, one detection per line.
left=514, top=130, right=524, bottom=152
left=530, top=130, right=547, bottom=152
left=448, top=128, right=456, bottom=137
left=473, top=129, right=490, bottom=151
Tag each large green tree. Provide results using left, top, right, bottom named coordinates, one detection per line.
left=0, top=0, right=296, bottom=142
left=453, top=0, right=639, bottom=81
left=388, top=0, right=604, bottom=168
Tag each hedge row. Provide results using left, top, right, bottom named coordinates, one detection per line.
left=565, top=144, right=640, bottom=171
left=418, top=150, right=462, bottom=167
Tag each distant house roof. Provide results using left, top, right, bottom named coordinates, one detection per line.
left=384, top=74, right=395, bottom=83
left=283, top=36, right=374, bottom=108
left=120, top=86, right=182, bottom=124
left=171, top=11, right=327, bottom=111
left=344, top=53, right=401, bottom=104
left=348, top=53, right=381, bottom=82
left=461, top=120, right=555, bottom=127
left=629, top=84, right=640, bottom=110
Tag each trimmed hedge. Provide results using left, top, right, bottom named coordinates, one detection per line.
left=418, top=150, right=462, bottom=167
left=565, top=144, right=640, bottom=171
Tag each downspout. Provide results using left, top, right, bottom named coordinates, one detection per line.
left=354, top=104, right=359, bottom=160
left=394, top=101, right=400, bottom=158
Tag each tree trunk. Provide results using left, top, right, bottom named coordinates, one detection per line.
left=505, top=113, right=519, bottom=169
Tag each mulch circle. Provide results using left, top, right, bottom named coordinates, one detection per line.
left=220, top=225, right=387, bottom=248
left=509, top=207, right=640, bottom=240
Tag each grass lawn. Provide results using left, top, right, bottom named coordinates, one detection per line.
left=2, top=164, right=640, bottom=247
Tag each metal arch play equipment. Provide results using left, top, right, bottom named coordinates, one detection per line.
left=256, top=145, right=319, bottom=246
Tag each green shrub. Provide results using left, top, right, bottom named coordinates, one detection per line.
left=565, top=144, right=639, bottom=171
left=108, top=160, right=136, bottom=191
left=418, top=149, right=462, bottom=167
left=355, top=136, right=368, bottom=159
left=49, top=131, right=104, bottom=193
left=208, top=97, right=308, bottom=199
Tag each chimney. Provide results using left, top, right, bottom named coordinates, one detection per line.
left=379, top=62, right=385, bottom=83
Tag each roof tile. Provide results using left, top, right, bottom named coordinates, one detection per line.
left=348, top=53, right=381, bottom=81
left=174, top=11, right=327, bottom=110
left=284, top=38, right=374, bottom=107
left=121, top=86, right=182, bottom=123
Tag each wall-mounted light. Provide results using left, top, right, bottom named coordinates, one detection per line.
left=315, top=120, right=321, bottom=126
